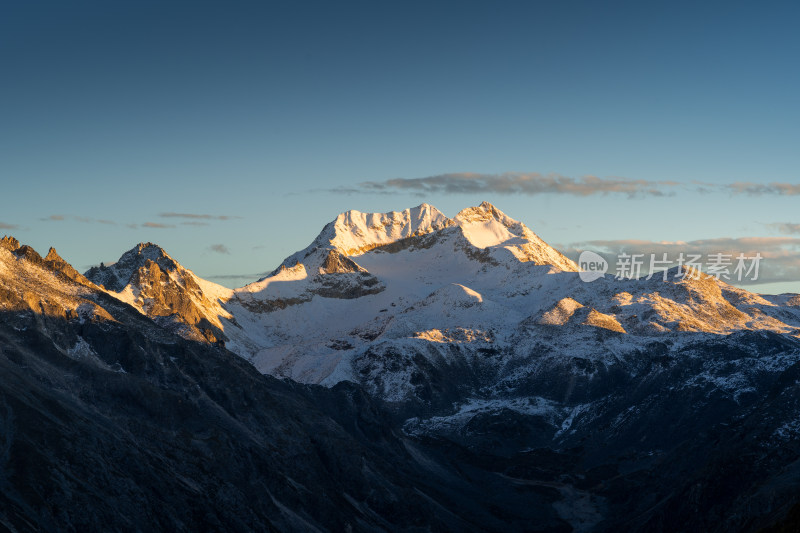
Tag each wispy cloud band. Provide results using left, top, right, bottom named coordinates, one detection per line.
left=351, top=172, right=676, bottom=198
left=326, top=172, right=800, bottom=199
left=208, top=244, right=230, bottom=255
left=159, top=212, right=240, bottom=220
left=769, top=223, right=800, bottom=235
left=41, top=214, right=116, bottom=225
left=39, top=212, right=240, bottom=229
left=727, top=182, right=800, bottom=196
left=142, top=222, right=175, bottom=229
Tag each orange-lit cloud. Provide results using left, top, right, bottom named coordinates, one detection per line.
left=142, top=222, right=175, bottom=229
left=159, top=212, right=240, bottom=220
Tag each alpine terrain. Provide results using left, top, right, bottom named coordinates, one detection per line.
left=3, top=202, right=800, bottom=531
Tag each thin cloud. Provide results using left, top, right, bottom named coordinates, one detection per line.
left=0, top=222, right=19, bottom=230
left=728, top=182, right=800, bottom=196
left=768, top=223, right=800, bottom=235
left=159, top=212, right=240, bottom=221
left=208, top=244, right=230, bottom=255
left=320, top=173, right=800, bottom=199
left=41, top=214, right=118, bottom=225
left=566, top=236, right=800, bottom=285
left=205, top=272, right=269, bottom=280
left=142, top=222, right=175, bottom=229
left=580, top=236, right=800, bottom=251
left=42, top=213, right=239, bottom=227
left=336, top=172, right=678, bottom=198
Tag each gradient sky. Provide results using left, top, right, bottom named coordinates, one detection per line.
left=2, top=1, right=800, bottom=291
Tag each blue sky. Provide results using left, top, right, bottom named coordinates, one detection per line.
left=2, top=1, right=800, bottom=291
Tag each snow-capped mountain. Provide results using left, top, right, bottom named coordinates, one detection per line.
left=183, top=202, right=800, bottom=405
left=6, top=201, right=800, bottom=531
left=222, top=202, right=582, bottom=383
left=83, top=202, right=800, bottom=410
left=81, top=203, right=800, bottom=471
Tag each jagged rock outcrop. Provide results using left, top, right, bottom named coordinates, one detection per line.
left=320, top=249, right=367, bottom=274
left=44, top=247, right=94, bottom=285
left=0, top=235, right=20, bottom=252
left=85, top=243, right=232, bottom=344
left=85, top=242, right=180, bottom=292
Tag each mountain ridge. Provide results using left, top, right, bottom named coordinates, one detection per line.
left=6, top=203, right=800, bottom=530
left=63, top=202, right=800, bottom=395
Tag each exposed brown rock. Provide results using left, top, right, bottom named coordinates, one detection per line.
left=0, top=235, right=20, bottom=252
left=12, top=245, right=44, bottom=265
left=321, top=249, right=367, bottom=274
left=237, top=295, right=312, bottom=313
left=44, top=247, right=95, bottom=286
left=584, top=308, right=627, bottom=333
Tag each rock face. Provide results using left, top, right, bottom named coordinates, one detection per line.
left=85, top=243, right=233, bottom=344
left=85, top=241, right=174, bottom=292
left=0, top=235, right=21, bottom=252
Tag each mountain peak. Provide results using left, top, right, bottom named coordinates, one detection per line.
left=454, top=201, right=517, bottom=227
left=453, top=202, right=578, bottom=271
left=44, top=247, right=62, bottom=262
left=129, top=242, right=170, bottom=260
left=281, top=204, right=455, bottom=268
left=329, top=203, right=453, bottom=256
left=85, top=242, right=231, bottom=344
left=85, top=242, right=178, bottom=292
left=123, top=242, right=177, bottom=270
left=42, top=247, right=93, bottom=285
left=273, top=202, right=579, bottom=275
left=0, top=235, right=20, bottom=252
